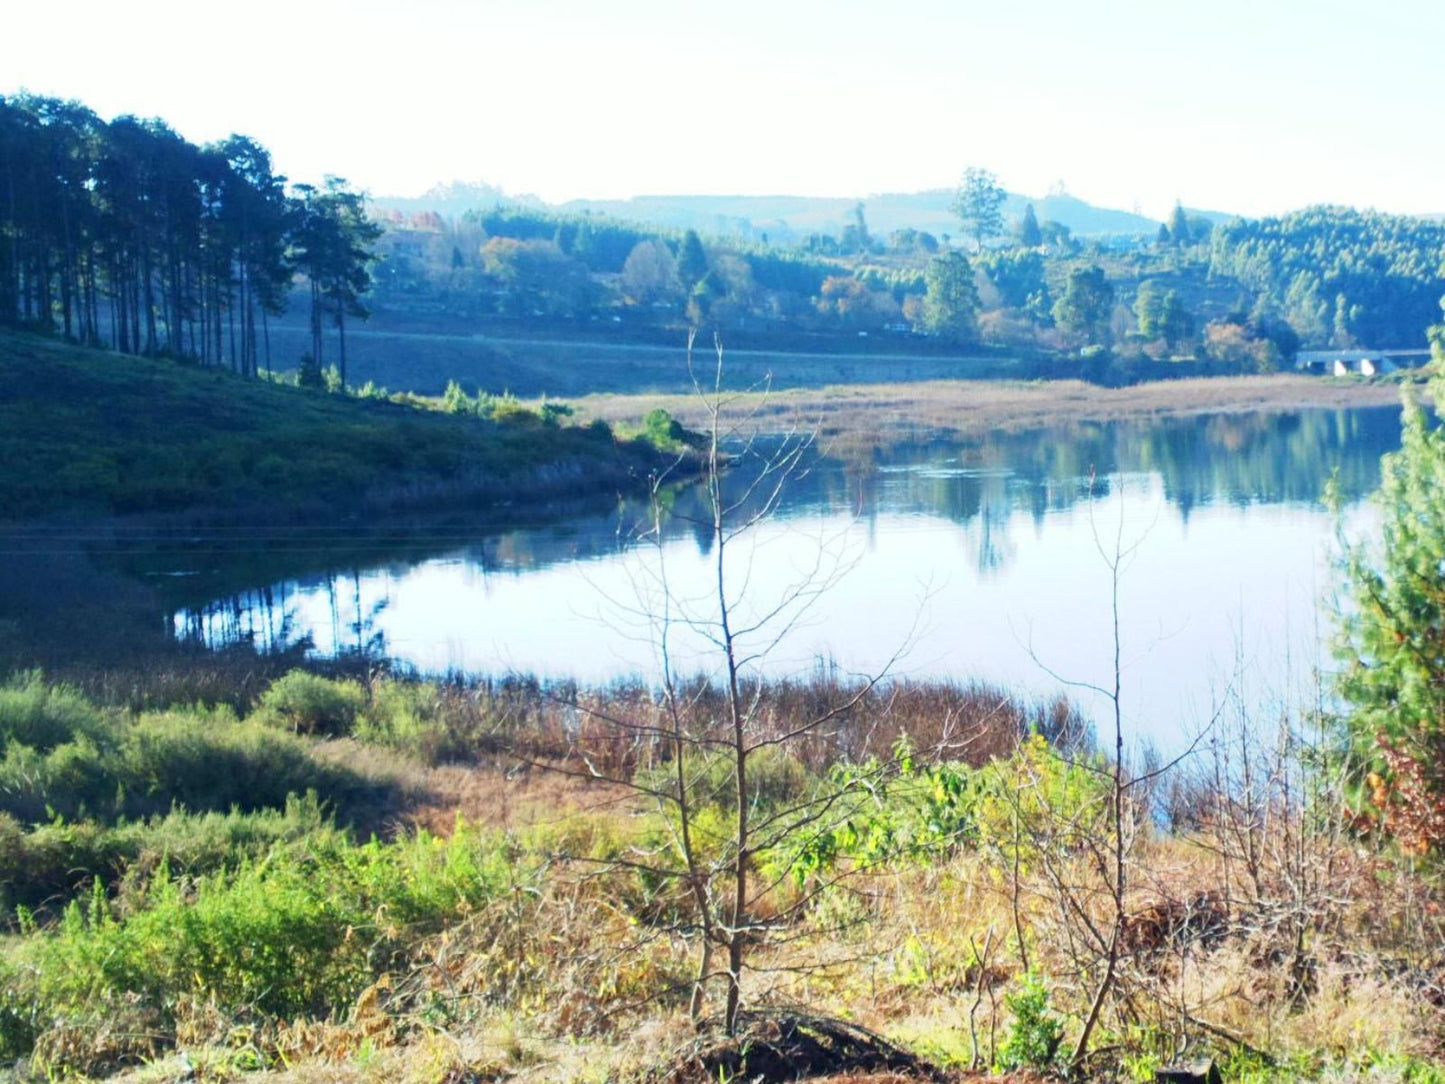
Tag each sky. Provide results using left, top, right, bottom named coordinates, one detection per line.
left=3, top=0, right=1440, bottom=221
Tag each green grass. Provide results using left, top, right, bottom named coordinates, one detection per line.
left=0, top=330, right=669, bottom=519
left=2, top=820, right=518, bottom=1069
left=0, top=672, right=392, bottom=831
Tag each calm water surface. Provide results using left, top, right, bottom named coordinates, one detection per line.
left=173, top=406, right=1403, bottom=750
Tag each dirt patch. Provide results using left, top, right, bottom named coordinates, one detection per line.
left=647, top=1013, right=950, bottom=1084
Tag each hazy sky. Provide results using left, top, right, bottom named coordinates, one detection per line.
left=3, top=0, right=1439, bottom=219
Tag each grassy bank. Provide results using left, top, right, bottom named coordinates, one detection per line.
left=0, top=330, right=675, bottom=521
left=1, top=667, right=1442, bottom=1084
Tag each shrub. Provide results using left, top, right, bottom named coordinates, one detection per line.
left=253, top=670, right=364, bottom=736
left=0, top=709, right=387, bottom=827
left=642, top=407, right=688, bottom=451
left=11, top=822, right=516, bottom=1042
left=0, top=671, right=110, bottom=754
left=0, top=795, right=331, bottom=920
left=997, top=972, right=1065, bottom=1071
left=489, top=396, right=541, bottom=425
left=354, top=679, right=452, bottom=761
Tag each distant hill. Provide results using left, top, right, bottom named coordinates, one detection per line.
left=370, top=180, right=547, bottom=219
left=372, top=181, right=1201, bottom=242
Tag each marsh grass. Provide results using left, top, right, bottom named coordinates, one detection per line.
left=577, top=374, right=1411, bottom=447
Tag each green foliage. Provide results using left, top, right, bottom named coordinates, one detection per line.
left=0, top=330, right=664, bottom=518
left=677, top=229, right=709, bottom=294
left=1335, top=372, right=1445, bottom=850
left=0, top=793, right=330, bottom=919
left=641, top=407, right=689, bottom=452
left=1135, top=279, right=1195, bottom=348
left=255, top=670, right=364, bottom=736
left=996, top=972, right=1065, bottom=1071
left=979, top=248, right=1050, bottom=319
left=1017, top=203, right=1043, bottom=248
left=1053, top=265, right=1116, bottom=346
left=7, top=821, right=515, bottom=1047
left=352, top=679, right=455, bottom=762
left=0, top=671, right=111, bottom=754
left=1211, top=207, right=1445, bottom=348
left=791, top=734, right=1111, bottom=883
left=952, top=166, right=1006, bottom=251
left=297, top=351, right=323, bottom=388
left=923, top=251, right=981, bottom=342
left=443, top=378, right=472, bottom=414
left=0, top=693, right=383, bottom=828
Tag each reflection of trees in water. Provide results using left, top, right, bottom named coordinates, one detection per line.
left=171, top=407, right=1402, bottom=653
left=176, top=569, right=391, bottom=660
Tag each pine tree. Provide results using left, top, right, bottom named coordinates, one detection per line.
left=676, top=229, right=708, bottom=296
left=1167, top=202, right=1190, bottom=246
left=1017, top=203, right=1043, bottom=248
left=1336, top=349, right=1445, bottom=850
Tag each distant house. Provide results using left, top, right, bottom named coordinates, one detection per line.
left=1330, top=357, right=1395, bottom=377
left=1300, top=349, right=1426, bottom=376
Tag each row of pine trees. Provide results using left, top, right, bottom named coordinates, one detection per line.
left=0, top=93, right=379, bottom=381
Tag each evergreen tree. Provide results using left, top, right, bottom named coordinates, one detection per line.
left=922, top=251, right=980, bottom=342
left=1052, top=265, right=1115, bottom=346
left=1336, top=348, right=1445, bottom=851
left=1017, top=203, right=1042, bottom=248
left=0, top=93, right=370, bottom=377
left=677, top=229, right=708, bottom=295
left=289, top=177, right=381, bottom=386
left=1167, top=202, right=1191, bottom=246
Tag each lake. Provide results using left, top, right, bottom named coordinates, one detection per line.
left=157, top=404, right=1403, bottom=753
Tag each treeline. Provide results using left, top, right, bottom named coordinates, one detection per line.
left=1210, top=207, right=1445, bottom=348
left=374, top=205, right=849, bottom=333
left=379, top=194, right=1445, bottom=368
left=0, top=93, right=378, bottom=381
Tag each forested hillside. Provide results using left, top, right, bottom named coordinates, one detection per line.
left=1210, top=207, right=1445, bottom=348
left=4, top=91, right=1443, bottom=394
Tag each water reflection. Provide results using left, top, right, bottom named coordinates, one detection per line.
left=156, top=406, right=1401, bottom=746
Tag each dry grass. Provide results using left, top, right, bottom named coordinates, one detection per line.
left=14, top=675, right=1445, bottom=1084
left=575, top=375, right=1415, bottom=446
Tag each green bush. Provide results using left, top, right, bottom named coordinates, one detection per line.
left=0, top=795, right=331, bottom=919
left=997, top=971, right=1065, bottom=1071
left=642, top=407, right=688, bottom=451
left=11, top=822, right=516, bottom=1034
left=253, top=670, right=364, bottom=736
left=0, top=708, right=386, bottom=827
left=354, top=679, right=452, bottom=761
left=489, top=396, right=541, bottom=425
left=0, top=671, right=111, bottom=754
